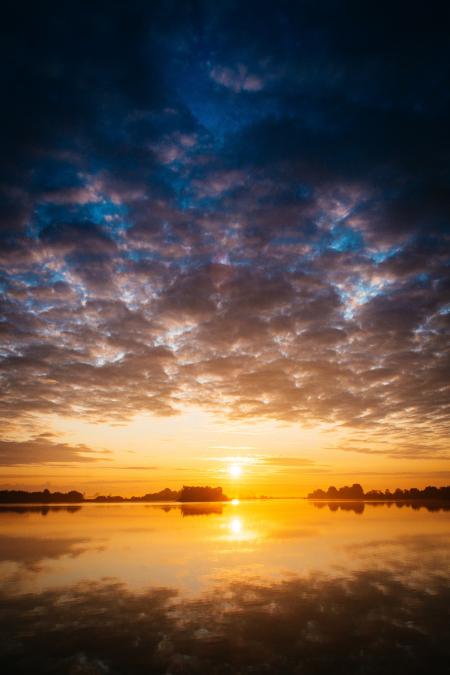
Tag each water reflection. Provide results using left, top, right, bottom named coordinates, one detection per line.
left=312, top=500, right=366, bottom=514
left=1, top=564, right=448, bottom=674
left=229, top=516, right=242, bottom=534
left=0, top=500, right=449, bottom=673
left=311, top=499, right=450, bottom=513
left=224, top=515, right=261, bottom=545
left=180, top=503, right=223, bottom=517
left=0, top=500, right=449, bottom=594
left=0, top=505, right=82, bottom=515
left=0, top=534, right=97, bottom=569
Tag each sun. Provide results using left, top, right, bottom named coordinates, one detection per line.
left=229, top=517, right=242, bottom=534
left=228, top=463, right=242, bottom=478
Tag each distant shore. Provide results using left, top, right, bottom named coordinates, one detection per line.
left=0, top=485, right=230, bottom=504
left=307, top=483, right=450, bottom=501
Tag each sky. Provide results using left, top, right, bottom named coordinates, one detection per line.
left=0, top=0, right=449, bottom=496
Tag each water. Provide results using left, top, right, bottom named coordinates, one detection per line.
left=1, top=500, right=449, bottom=673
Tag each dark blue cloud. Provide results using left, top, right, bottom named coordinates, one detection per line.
left=0, top=0, right=449, bottom=458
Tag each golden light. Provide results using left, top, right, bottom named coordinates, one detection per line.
left=228, top=463, right=242, bottom=478
left=231, top=498, right=240, bottom=505
left=229, top=517, right=242, bottom=534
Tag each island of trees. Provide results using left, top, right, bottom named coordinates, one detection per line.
left=0, top=485, right=229, bottom=504
left=0, top=489, right=84, bottom=504
left=307, top=484, right=450, bottom=500
left=3, top=484, right=448, bottom=505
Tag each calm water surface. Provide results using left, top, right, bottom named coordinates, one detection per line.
left=1, top=500, right=449, bottom=674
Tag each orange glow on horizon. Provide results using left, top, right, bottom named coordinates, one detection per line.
left=1, top=409, right=449, bottom=497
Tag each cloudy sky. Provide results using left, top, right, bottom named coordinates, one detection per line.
left=1, top=1, right=449, bottom=495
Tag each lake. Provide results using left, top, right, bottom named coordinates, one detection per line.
left=1, top=500, right=449, bottom=673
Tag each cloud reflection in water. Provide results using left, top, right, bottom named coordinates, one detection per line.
left=0, top=562, right=449, bottom=674
left=0, top=501, right=449, bottom=673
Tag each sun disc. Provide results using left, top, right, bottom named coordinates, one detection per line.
left=229, top=463, right=242, bottom=478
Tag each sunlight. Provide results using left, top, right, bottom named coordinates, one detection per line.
left=231, top=498, right=240, bottom=505
left=229, top=517, right=242, bottom=534
left=228, top=463, right=242, bottom=478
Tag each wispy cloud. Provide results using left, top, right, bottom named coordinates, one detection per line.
left=262, top=457, right=320, bottom=467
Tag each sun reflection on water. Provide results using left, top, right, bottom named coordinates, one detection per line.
left=225, top=515, right=259, bottom=543
left=230, top=517, right=242, bottom=535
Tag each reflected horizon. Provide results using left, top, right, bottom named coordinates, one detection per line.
left=1, top=499, right=449, bottom=592
left=1, top=500, right=449, bottom=673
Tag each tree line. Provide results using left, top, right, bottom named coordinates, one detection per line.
left=0, top=485, right=228, bottom=503
left=307, top=484, right=450, bottom=500
left=0, top=489, right=84, bottom=503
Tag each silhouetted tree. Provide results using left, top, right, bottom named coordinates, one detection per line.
left=178, top=486, right=227, bottom=502
left=307, top=484, right=450, bottom=502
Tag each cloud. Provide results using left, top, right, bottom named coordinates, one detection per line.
left=0, top=0, right=449, bottom=461
left=99, top=465, right=160, bottom=470
left=210, top=64, right=265, bottom=92
left=0, top=436, right=110, bottom=465
left=262, top=457, right=319, bottom=467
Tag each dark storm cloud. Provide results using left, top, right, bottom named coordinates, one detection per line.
left=0, top=1, right=449, bottom=458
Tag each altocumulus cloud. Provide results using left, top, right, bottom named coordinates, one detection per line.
left=0, top=1, right=449, bottom=460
